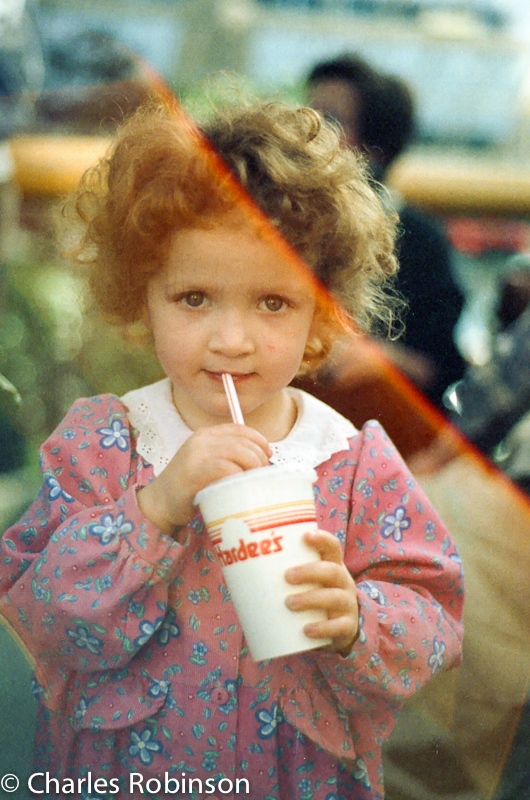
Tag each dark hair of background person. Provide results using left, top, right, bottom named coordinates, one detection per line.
left=306, top=54, right=467, bottom=409
left=307, top=54, right=415, bottom=174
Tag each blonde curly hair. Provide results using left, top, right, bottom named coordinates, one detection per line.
left=66, top=99, right=399, bottom=374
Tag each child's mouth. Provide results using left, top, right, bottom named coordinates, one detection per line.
left=205, top=371, right=253, bottom=383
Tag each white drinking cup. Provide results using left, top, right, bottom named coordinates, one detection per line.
left=194, top=464, right=331, bottom=661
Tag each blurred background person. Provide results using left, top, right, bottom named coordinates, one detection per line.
left=306, top=53, right=467, bottom=409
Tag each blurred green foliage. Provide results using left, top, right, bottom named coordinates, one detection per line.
left=179, top=72, right=305, bottom=122
left=0, top=246, right=162, bottom=484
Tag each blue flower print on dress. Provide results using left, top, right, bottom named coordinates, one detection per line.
left=19, top=526, right=37, bottom=546
left=335, top=528, right=346, bottom=545
left=66, top=621, right=103, bottom=655
left=134, top=617, right=164, bottom=648
left=147, top=678, right=170, bottom=699
left=201, top=755, right=218, bottom=772
left=356, top=611, right=367, bottom=645
left=428, top=637, right=446, bottom=675
left=362, top=581, right=388, bottom=606
left=96, top=418, right=130, bottom=451
left=127, top=727, right=163, bottom=766
left=400, top=672, right=413, bottom=690
left=256, top=702, right=280, bottom=739
left=328, top=475, right=343, bottom=491
left=424, top=520, right=436, bottom=536
left=97, top=574, right=113, bottom=591
left=368, top=653, right=383, bottom=669
left=156, top=608, right=180, bottom=645
left=217, top=679, right=237, bottom=715
left=45, top=475, right=74, bottom=504
left=298, top=777, right=314, bottom=799
left=89, top=512, right=134, bottom=545
left=361, top=483, right=373, bottom=499
left=31, top=579, right=50, bottom=603
left=72, top=696, right=97, bottom=727
left=353, top=756, right=371, bottom=790
left=191, top=641, right=209, bottom=665
left=380, top=505, right=411, bottom=542
left=187, top=589, right=203, bottom=605
left=128, top=600, right=145, bottom=618
left=389, top=621, right=406, bottom=638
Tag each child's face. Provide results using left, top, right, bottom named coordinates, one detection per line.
left=144, top=224, right=317, bottom=432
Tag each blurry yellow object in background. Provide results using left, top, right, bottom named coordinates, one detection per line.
left=389, top=151, right=530, bottom=217
left=9, top=132, right=530, bottom=219
left=9, top=134, right=110, bottom=198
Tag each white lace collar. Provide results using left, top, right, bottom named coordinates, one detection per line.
left=122, top=378, right=356, bottom=476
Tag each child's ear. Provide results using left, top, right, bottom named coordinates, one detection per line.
left=301, top=300, right=347, bottom=375
left=308, top=302, right=325, bottom=339
left=141, top=302, right=152, bottom=330
left=301, top=306, right=327, bottom=370
left=309, top=306, right=320, bottom=337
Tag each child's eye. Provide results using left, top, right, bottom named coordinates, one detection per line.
left=181, top=291, right=206, bottom=308
left=259, top=295, right=288, bottom=312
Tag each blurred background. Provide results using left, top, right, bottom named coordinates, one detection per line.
left=3, top=2, right=530, bottom=799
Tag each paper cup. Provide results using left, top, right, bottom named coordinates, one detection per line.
left=194, top=464, right=330, bottom=661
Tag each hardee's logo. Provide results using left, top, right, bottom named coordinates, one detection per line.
left=216, top=533, right=284, bottom=567
left=207, top=500, right=316, bottom=568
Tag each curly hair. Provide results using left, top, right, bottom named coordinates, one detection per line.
left=66, top=99, right=399, bottom=374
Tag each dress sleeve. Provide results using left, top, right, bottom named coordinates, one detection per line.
left=0, top=394, right=186, bottom=688
left=311, top=420, right=464, bottom=713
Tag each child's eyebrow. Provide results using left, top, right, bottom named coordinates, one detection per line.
left=164, top=276, right=210, bottom=292
left=258, top=286, right=314, bottom=301
left=249, top=280, right=316, bottom=300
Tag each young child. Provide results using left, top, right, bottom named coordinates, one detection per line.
left=0, top=101, right=463, bottom=800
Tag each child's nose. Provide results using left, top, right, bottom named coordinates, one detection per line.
left=208, top=312, right=255, bottom=357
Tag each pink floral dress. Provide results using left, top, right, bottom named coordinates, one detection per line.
left=0, top=381, right=464, bottom=800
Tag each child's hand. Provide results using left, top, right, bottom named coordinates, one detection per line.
left=137, top=424, right=271, bottom=536
left=284, top=530, right=359, bottom=656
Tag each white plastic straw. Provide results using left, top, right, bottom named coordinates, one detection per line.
left=222, top=373, right=245, bottom=425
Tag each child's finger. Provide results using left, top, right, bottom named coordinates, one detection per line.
left=284, top=558, right=350, bottom=588
left=285, top=586, right=352, bottom=614
left=300, top=529, right=344, bottom=564
left=303, top=615, right=357, bottom=647
left=221, top=424, right=272, bottom=458
left=217, top=438, right=271, bottom=469
left=285, top=586, right=359, bottom=654
left=193, top=425, right=271, bottom=468
left=290, top=587, right=360, bottom=654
